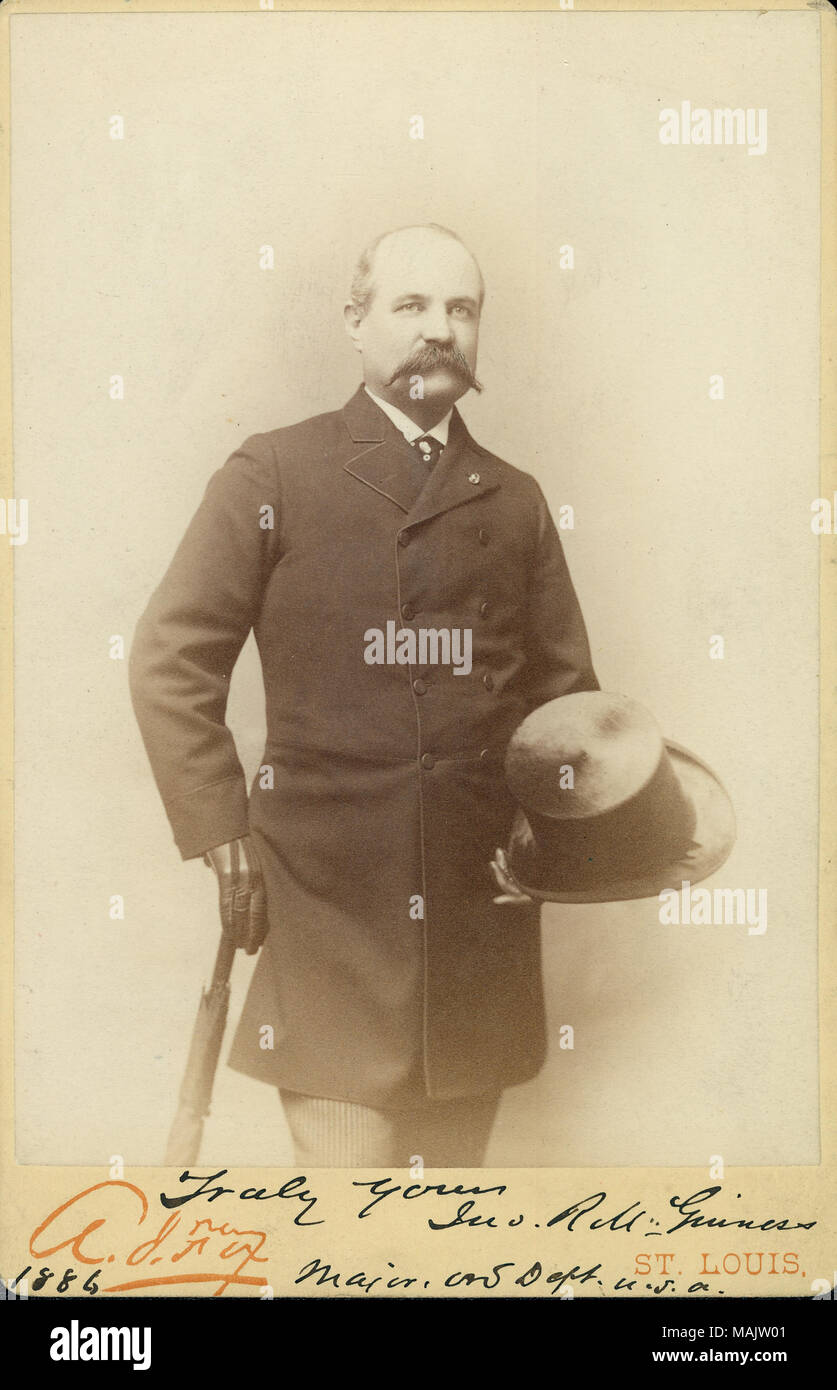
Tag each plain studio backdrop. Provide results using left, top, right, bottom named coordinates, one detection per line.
left=11, top=9, right=820, bottom=1165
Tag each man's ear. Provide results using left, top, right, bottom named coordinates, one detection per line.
left=343, top=301, right=363, bottom=351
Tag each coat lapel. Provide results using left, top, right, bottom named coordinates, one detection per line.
left=340, top=385, right=424, bottom=513
left=340, top=384, right=500, bottom=522
left=404, top=410, right=500, bottom=528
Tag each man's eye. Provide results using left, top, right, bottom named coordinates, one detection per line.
left=397, top=302, right=422, bottom=313
left=451, top=305, right=472, bottom=318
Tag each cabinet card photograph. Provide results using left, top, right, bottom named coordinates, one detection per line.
left=1, top=0, right=834, bottom=1319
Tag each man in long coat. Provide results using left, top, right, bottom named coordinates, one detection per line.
left=129, top=222, right=599, bottom=1166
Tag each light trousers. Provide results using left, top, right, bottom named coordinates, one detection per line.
left=279, top=1088, right=501, bottom=1167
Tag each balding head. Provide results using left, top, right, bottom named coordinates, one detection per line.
left=349, top=223, right=485, bottom=318
left=343, top=223, right=484, bottom=428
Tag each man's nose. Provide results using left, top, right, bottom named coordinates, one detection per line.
left=421, top=310, right=454, bottom=344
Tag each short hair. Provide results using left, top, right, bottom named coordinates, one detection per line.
left=348, top=223, right=485, bottom=318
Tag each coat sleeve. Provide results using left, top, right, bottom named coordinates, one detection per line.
left=129, top=433, right=282, bottom=860
left=522, top=479, right=600, bottom=710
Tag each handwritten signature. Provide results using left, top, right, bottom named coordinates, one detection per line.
left=29, top=1181, right=269, bottom=1296
left=24, top=1175, right=818, bottom=1299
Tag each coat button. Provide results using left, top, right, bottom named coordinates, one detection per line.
left=401, top=602, right=415, bottom=621
left=398, top=530, right=411, bottom=547
left=483, top=673, right=495, bottom=691
left=480, top=747, right=490, bottom=761
left=412, top=678, right=427, bottom=695
left=478, top=528, right=489, bottom=546
left=420, top=753, right=435, bottom=770
left=479, top=600, right=489, bottom=617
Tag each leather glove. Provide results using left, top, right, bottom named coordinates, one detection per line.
left=203, top=836, right=268, bottom=954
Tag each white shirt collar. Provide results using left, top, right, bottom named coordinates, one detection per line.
left=364, top=386, right=452, bottom=446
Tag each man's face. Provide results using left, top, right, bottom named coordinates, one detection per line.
left=345, top=229, right=482, bottom=417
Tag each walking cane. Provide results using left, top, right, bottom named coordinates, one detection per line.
left=163, top=930, right=237, bottom=1167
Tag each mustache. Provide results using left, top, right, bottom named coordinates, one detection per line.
left=385, top=343, right=483, bottom=393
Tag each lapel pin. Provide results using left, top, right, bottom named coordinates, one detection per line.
left=468, top=472, right=481, bottom=485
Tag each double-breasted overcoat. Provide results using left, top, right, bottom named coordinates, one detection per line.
left=129, top=385, right=599, bottom=1108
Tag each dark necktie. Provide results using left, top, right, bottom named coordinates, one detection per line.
left=411, top=434, right=444, bottom=471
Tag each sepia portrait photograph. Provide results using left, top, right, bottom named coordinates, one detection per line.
left=2, top=0, right=834, bottom=1323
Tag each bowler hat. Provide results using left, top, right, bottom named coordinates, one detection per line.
left=502, top=691, right=736, bottom=903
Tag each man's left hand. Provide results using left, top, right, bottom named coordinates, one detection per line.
left=490, top=847, right=533, bottom=905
